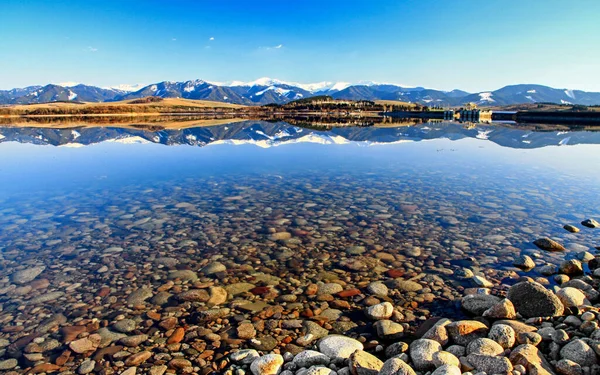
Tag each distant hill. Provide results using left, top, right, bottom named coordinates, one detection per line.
left=2, top=78, right=600, bottom=107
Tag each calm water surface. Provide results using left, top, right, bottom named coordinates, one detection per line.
left=0, top=120, right=599, bottom=363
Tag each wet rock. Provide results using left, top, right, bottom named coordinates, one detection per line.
left=78, top=360, right=95, bottom=374
left=250, top=354, right=284, bottom=375
left=125, top=351, right=152, bottom=366
left=318, top=335, right=364, bottom=360
left=513, top=255, right=535, bottom=270
left=563, top=224, right=580, bottom=233
left=201, top=262, right=227, bottom=275
left=237, top=323, right=256, bottom=340
left=559, top=259, right=583, bottom=275
left=533, top=238, right=566, bottom=252
left=318, top=283, right=343, bottom=295
left=349, top=349, right=383, bottom=375
left=113, top=319, right=137, bottom=333
left=119, top=334, right=148, bottom=347
left=97, top=328, right=127, bottom=347
left=446, top=320, right=488, bottom=346
left=581, top=218, right=600, bottom=228
left=387, top=280, right=422, bottom=292
left=0, top=358, right=18, bottom=370
left=208, top=286, right=227, bottom=306
left=168, top=270, right=198, bottom=281
left=178, top=289, right=210, bottom=302
left=366, top=282, right=388, bottom=296
left=127, top=287, right=153, bottom=305
left=11, top=265, right=45, bottom=284
left=251, top=336, right=278, bottom=351
left=409, top=339, right=441, bottom=371
left=69, top=335, right=101, bottom=353
left=507, top=281, right=564, bottom=318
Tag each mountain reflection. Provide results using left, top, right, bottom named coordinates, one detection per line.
left=1, top=120, right=600, bottom=149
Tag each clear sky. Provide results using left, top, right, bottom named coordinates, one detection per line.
left=1, top=0, right=600, bottom=92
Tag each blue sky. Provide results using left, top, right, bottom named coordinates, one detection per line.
left=1, top=0, right=600, bottom=92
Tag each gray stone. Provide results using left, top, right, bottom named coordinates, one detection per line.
left=466, top=354, right=513, bottom=375
left=378, top=357, right=416, bottom=375
left=78, top=360, right=95, bottom=374
left=556, top=287, right=589, bottom=308
left=292, top=350, right=330, bottom=368
left=533, top=238, right=566, bottom=251
left=582, top=218, right=600, bottom=228
left=318, top=335, right=363, bottom=360
left=373, top=320, right=404, bottom=340
left=127, top=287, right=153, bottom=305
left=461, top=294, right=501, bottom=316
left=488, top=324, right=515, bottom=349
left=11, top=266, right=45, bottom=284
left=560, top=339, right=597, bottom=366
left=409, top=339, right=441, bottom=371
left=507, top=281, right=564, bottom=318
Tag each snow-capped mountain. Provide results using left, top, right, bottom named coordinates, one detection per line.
left=2, top=79, right=600, bottom=106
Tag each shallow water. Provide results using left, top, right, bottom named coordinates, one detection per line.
left=0, top=120, right=599, bottom=365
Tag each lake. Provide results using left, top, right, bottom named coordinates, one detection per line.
left=0, top=119, right=599, bottom=372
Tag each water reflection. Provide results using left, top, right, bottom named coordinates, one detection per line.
left=0, top=119, right=599, bottom=369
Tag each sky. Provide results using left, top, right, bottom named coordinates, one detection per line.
left=1, top=0, right=600, bottom=92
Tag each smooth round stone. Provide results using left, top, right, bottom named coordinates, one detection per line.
left=250, top=354, right=284, bottom=375
left=431, top=364, right=461, bottom=375
left=432, top=351, right=460, bottom=367
left=11, top=266, right=45, bottom=284
left=409, top=339, right=441, bottom=371
left=349, top=350, right=384, bottom=375
left=466, top=338, right=504, bottom=356
left=367, top=282, right=388, bottom=296
left=581, top=311, right=595, bottom=321
left=533, top=238, right=566, bottom=252
left=113, top=319, right=137, bottom=333
left=446, top=321, right=488, bottom=346
left=292, top=350, right=330, bottom=368
left=556, top=287, right=589, bottom=308
left=488, top=324, right=515, bottom=349
left=366, top=302, right=394, bottom=320
left=201, top=262, right=226, bottom=275
left=556, top=359, right=583, bottom=375
left=560, top=339, right=598, bottom=366
left=374, top=320, right=404, bottom=340
left=559, top=260, right=583, bottom=275
left=317, top=283, right=343, bottom=295
left=78, top=360, right=95, bottom=374
left=513, top=255, right=535, bottom=270
left=346, top=246, right=366, bottom=255
left=318, top=335, right=364, bottom=360
left=507, top=281, right=564, bottom=318
left=0, top=359, right=18, bottom=370
left=378, top=357, right=416, bottom=375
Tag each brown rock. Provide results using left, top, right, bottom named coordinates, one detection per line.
left=61, top=326, right=87, bottom=342
left=26, top=363, right=61, bottom=374
left=125, top=351, right=152, bottom=366
left=167, top=327, right=185, bottom=344
left=338, top=288, right=361, bottom=298
left=446, top=320, right=488, bottom=346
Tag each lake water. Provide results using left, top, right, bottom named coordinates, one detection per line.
left=0, top=120, right=599, bottom=371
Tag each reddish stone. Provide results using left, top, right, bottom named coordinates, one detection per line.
left=250, top=286, right=270, bottom=295
left=61, top=326, right=86, bottom=342
left=55, top=350, right=71, bottom=366
left=3, top=326, right=24, bottom=333
left=93, top=345, right=123, bottom=361
left=167, top=327, right=185, bottom=344
left=26, top=363, right=61, bottom=374
left=97, top=287, right=111, bottom=297
left=337, top=288, right=361, bottom=298
left=30, top=279, right=50, bottom=290
left=386, top=269, right=405, bottom=278
left=147, top=311, right=161, bottom=321
left=159, top=317, right=178, bottom=330
left=305, top=284, right=318, bottom=296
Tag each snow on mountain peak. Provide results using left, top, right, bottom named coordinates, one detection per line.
left=107, top=83, right=146, bottom=92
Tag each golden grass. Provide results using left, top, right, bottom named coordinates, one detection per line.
left=5, top=98, right=245, bottom=111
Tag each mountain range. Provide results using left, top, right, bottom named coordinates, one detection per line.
left=2, top=78, right=600, bottom=107
left=1, top=120, right=598, bottom=150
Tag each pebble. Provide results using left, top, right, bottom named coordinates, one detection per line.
left=318, top=335, right=364, bottom=360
